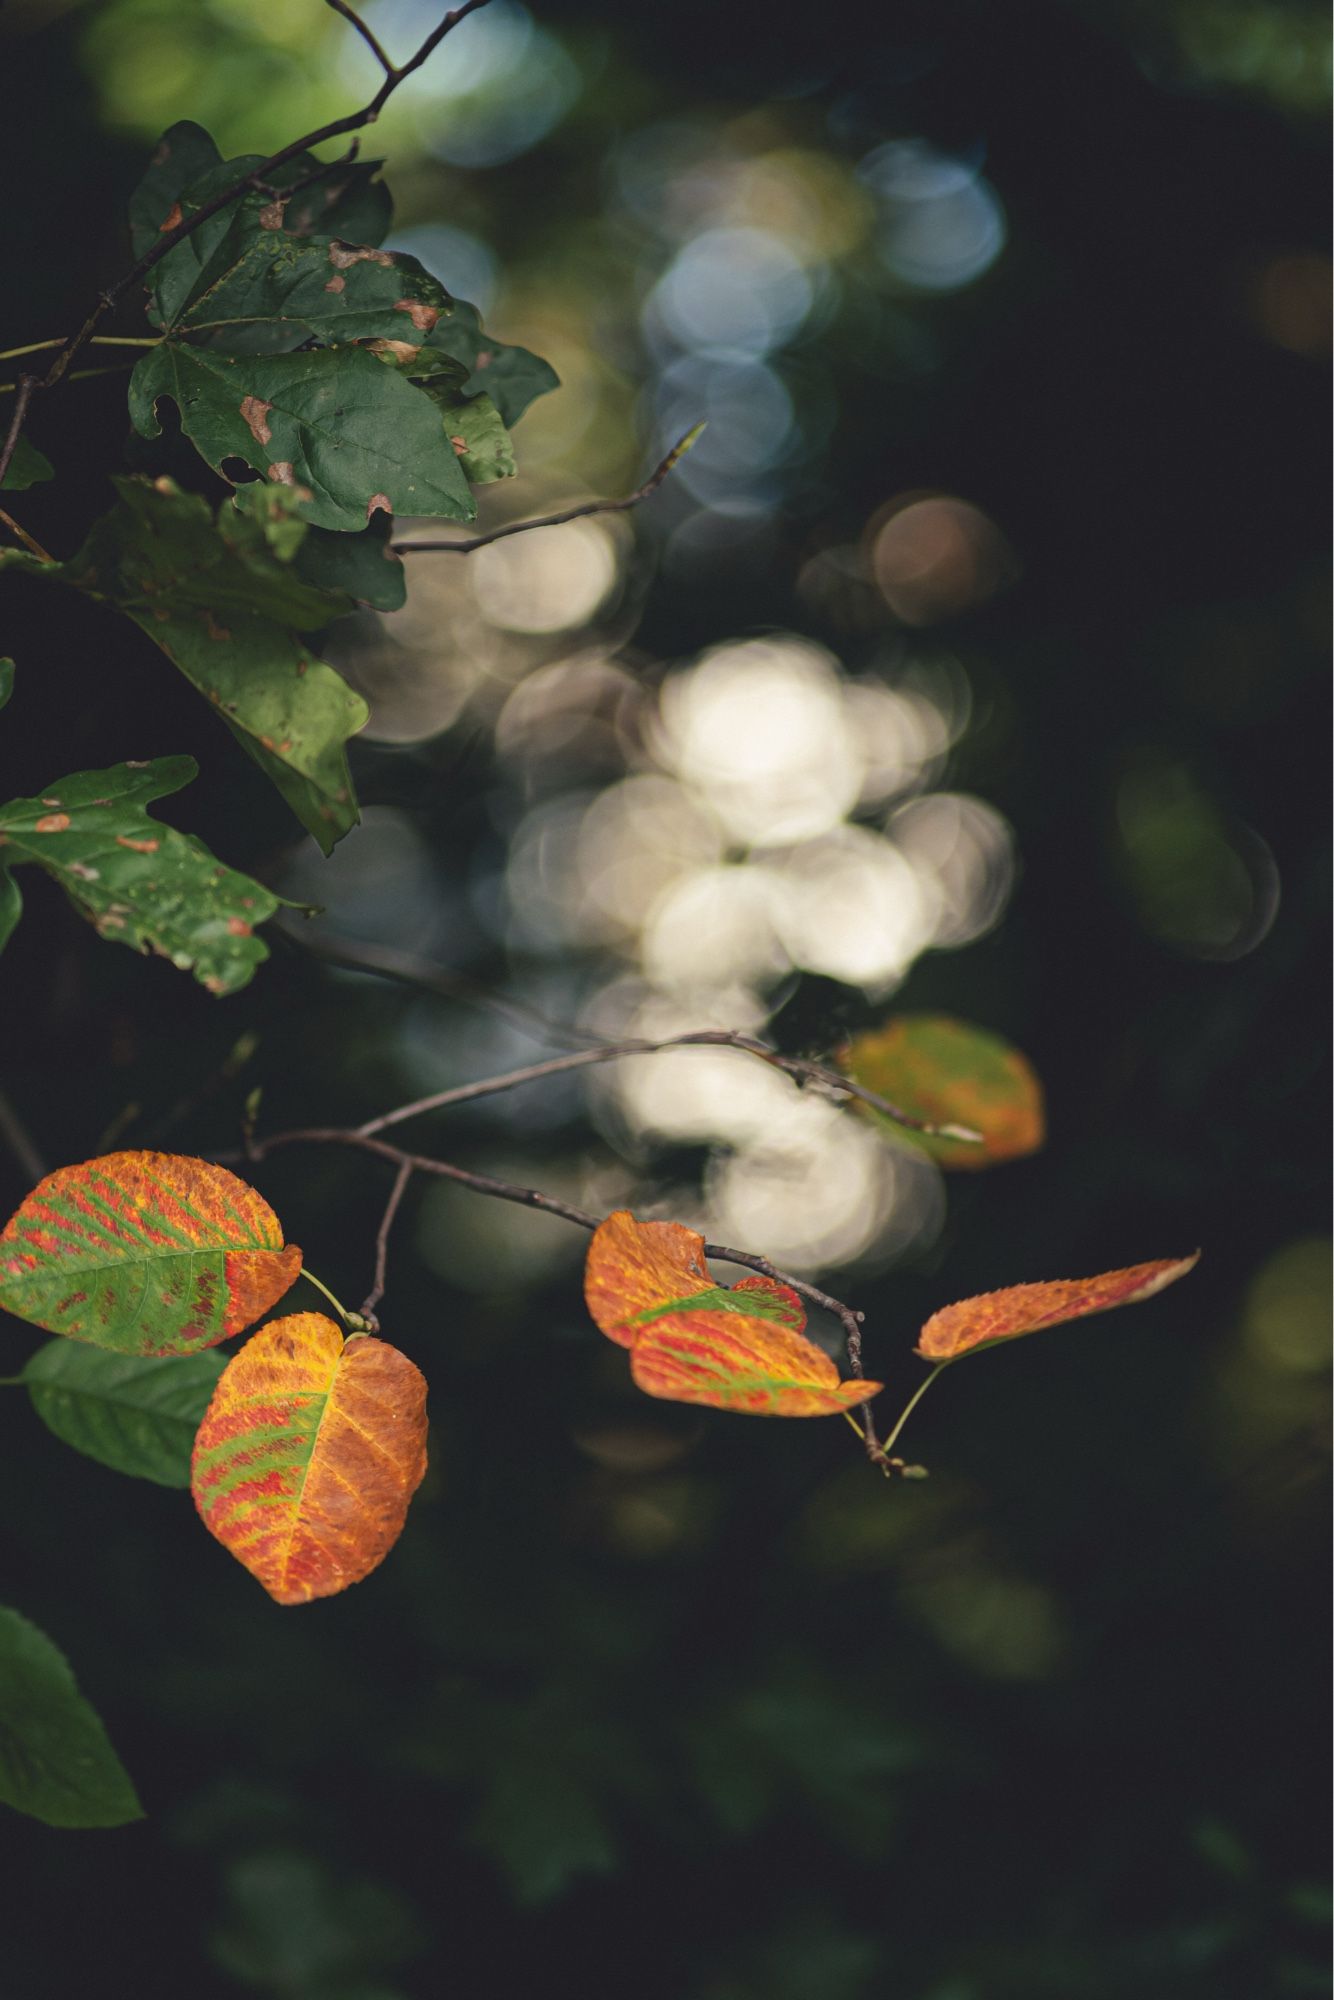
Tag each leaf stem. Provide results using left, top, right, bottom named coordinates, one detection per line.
left=299, top=1267, right=360, bottom=1326
left=0, top=1374, right=28, bottom=1388
left=878, top=1361, right=950, bottom=1457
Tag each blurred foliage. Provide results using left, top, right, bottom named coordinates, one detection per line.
left=0, top=0, right=1328, bottom=1995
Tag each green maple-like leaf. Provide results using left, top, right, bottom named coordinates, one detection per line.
left=130, top=122, right=393, bottom=325
left=157, top=193, right=453, bottom=355
left=129, top=342, right=476, bottom=531
left=1, top=477, right=392, bottom=849
left=0, top=757, right=280, bottom=994
left=425, top=302, right=560, bottom=428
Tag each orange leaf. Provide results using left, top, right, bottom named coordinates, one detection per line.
left=191, top=1313, right=428, bottom=1605
left=917, top=1253, right=1200, bottom=1362
left=0, top=1151, right=301, bottom=1355
left=584, top=1210, right=881, bottom=1417
left=838, top=1014, right=1044, bottom=1170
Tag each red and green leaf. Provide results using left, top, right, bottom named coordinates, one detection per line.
left=585, top=1210, right=880, bottom=1417
left=191, top=1312, right=428, bottom=1605
left=0, top=1151, right=300, bottom=1356
left=917, top=1253, right=1200, bottom=1362
left=838, top=1014, right=1044, bottom=1170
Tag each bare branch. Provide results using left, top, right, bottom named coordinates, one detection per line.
left=392, top=425, right=706, bottom=557
left=323, top=0, right=394, bottom=74
left=1, top=0, right=496, bottom=467
left=276, top=923, right=605, bottom=1050
left=361, top=1157, right=413, bottom=1325
left=353, top=1027, right=978, bottom=1145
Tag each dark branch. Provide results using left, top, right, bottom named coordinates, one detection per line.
left=352, top=1027, right=979, bottom=1144
left=323, top=0, right=394, bottom=73
left=361, top=1157, right=413, bottom=1325
left=275, top=922, right=605, bottom=1050
left=391, top=425, right=706, bottom=556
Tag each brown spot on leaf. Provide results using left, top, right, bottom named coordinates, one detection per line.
left=258, top=199, right=289, bottom=231
left=34, top=814, right=70, bottom=833
left=159, top=201, right=183, bottom=233
left=227, top=919, right=253, bottom=936
left=241, top=396, right=273, bottom=445
left=366, top=493, right=392, bottom=520
left=328, top=242, right=393, bottom=270
left=394, top=299, right=440, bottom=332
left=96, top=914, right=126, bottom=933
left=324, top=275, right=346, bottom=294
left=267, top=462, right=297, bottom=486
left=366, top=338, right=419, bottom=364
left=40, top=798, right=61, bottom=808
left=204, top=611, right=232, bottom=642
left=450, top=435, right=468, bottom=455
left=67, top=862, right=99, bottom=881
left=115, top=836, right=159, bottom=854
left=475, top=349, right=494, bottom=369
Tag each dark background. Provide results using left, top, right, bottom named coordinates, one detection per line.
left=0, top=1, right=1328, bottom=1995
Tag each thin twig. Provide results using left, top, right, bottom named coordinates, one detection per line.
left=0, top=506, right=53, bottom=563
left=353, top=1028, right=977, bottom=1144
left=0, top=1087, right=47, bottom=1185
left=0, top=0, right=495, bottom=473
left=276, top=923, right=605, bottom=1050
left=361, top=1157, right=413, bottom=1324
left=222, top=1122, right=892, bottom=1468
left=392, top=425, right=706, bottom=556
left=324, top=0, right=394, bottom=73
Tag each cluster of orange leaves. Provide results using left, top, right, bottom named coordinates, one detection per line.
left=0, top=1128, right=1197, bottom=1605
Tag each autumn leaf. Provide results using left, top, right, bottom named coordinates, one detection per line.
left=838, top=1014, right=1044, bottom=1170
left=584, top=1210, right=880, bottom=1417
left=191, top=1313, right=428, bottom=1605
left=916, top=1253, right=1201, bottom=1362
left=0, top=1151, right=301, bottom=1356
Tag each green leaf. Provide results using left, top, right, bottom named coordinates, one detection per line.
left=0, top=868, right=20, bottom=953
left=157, top=196, right=453, bottom=355
left=0, top=757, right=280, bottom=994
left=426, top=301, right=560, bottom=428
left=128, top=119, right=223, bottom=259
left=234, top=484, right=406, bottom=611
left=23, top=1341, right=226, bottom=1486
left=0, top=658, right=13, bottom=710
left=0, top=435, right=54, bottom=492
left=129, top=342, right=476, bottom=531
left=2, top=479, right=375, bottom=850
left=130, top=123, right=390, bottom=284
left=272, top=157, right=392, bottom=247
left=431, top=390, right=516, bottom=485
left=0, top=1607, right=143, bottom=1828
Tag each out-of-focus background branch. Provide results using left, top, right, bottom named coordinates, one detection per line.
left=0, top=1, right=1327, bottom=1994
